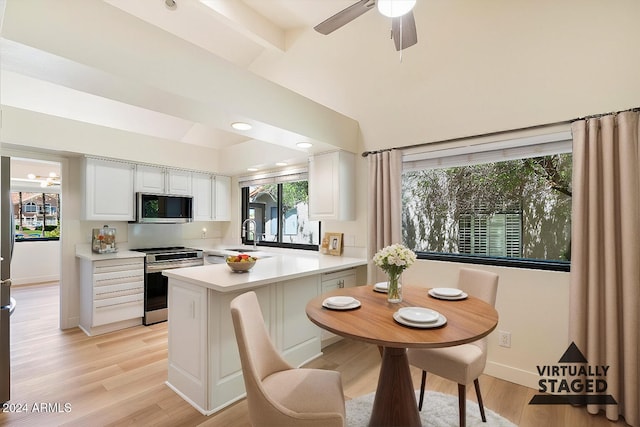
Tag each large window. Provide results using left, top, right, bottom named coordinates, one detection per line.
left=12, top=191, right=61, bottom=240
left=402, top=137, right=572, bottom=271
left=241, top=180, right=320, bottom=250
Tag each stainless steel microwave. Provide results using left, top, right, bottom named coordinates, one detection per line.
left=135, top=193, right=193, bottom=224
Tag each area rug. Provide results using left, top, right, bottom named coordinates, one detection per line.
left=346, top=390, right=517, bottom=427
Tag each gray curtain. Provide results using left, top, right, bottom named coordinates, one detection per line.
left=367, top=150, right=402, bottom=282
left=570, top=111, right=640, bottom=426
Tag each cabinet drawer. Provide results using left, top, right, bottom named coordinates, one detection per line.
left=93, top=294, right=143, bottom=326
left=94, top=281, right=144, bottom=300
left=321, top=269, right=356, bottom=289
left=94, top=271, right=144, bottom=287
left=94, top=258, right=144, bottom=274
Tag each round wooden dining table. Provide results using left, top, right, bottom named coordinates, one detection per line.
left=306, top=285, right=499, bottom=427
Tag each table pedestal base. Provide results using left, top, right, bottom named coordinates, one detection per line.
left=369, top=347, right=422, bottom=427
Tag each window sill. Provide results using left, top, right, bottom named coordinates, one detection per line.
left=416, top=252, right=570, bottom=272
left=243, top=240, right=319, bottom=252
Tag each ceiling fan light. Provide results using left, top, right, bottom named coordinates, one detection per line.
left=377, top=0, right=416, bottom=18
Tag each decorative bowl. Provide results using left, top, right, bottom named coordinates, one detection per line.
left=226, top=255, right=257, bottom=273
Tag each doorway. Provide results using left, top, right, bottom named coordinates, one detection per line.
left=9, top=157, right=61, bottom=287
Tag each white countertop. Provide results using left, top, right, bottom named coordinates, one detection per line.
left=75, top=244, right=145, bottom=261
left=163, top=252, right=367, bottom=293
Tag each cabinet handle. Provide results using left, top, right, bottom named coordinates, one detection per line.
left=191, top=301, right=196, bottom=319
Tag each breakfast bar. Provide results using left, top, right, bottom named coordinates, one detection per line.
left=162, top=251, right=366, bottom=415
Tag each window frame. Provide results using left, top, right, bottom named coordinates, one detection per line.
left=402, top=131, right=572, bottom=272
left=240, top=184, right=320, bottom=251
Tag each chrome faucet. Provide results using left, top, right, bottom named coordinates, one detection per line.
left=241, top=218, right=258, bottom=250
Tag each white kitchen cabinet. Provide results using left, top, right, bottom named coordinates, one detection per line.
left=192, top=172, right=213, bottom=221
left=308, top=150, right=355, bottom=221
left=79, top=257, right=145, bottom=336
left=166, top=274, right=323, bottom=415
left=168, top=169, right=192, bottom=195
left=83, top=157, right=136, bottom=221
left=135, top=165, right=192, bottom=195
left=207, top=285, right=272, bottom=412
left=192, top=173, right=231, bottom=222
left=214, top=175, right=231, bottom=221
left=167, top=279, right=209, bottom=410
left=320, top=268, right=357, bottom=344
left=275, top=275, right=322, bottom=367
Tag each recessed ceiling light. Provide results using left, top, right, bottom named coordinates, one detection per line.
left=247, top=167, right=259, bottom=172
left=231, top=122, right=252, bottom=131
left=275, top=162, right=288, bottom=167
left=296, top=142, right=313, bottom=149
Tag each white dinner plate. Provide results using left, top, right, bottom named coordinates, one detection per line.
left=322, top=298, right=361, bottom=310
left=324, top=296, right=357, bottom=307
left=373, top=282, right=388, bottom=292
left=393, top=311, right=447, bottom=328
left=428, top=289, right=468, bottom=300
left=373, top=282, right=402, bottom=293
left=398, top=307, right=439, bottom=323
left=431, top=287, right=463, bottom=297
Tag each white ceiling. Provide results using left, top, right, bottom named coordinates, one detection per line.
left=3, top=1, right=639, bottom=176
left=1, top=0, right=384, bottom=175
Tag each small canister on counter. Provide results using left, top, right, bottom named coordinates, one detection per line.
left=92, top=225, right=117, bottom=253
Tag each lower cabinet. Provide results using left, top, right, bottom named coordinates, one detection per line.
left=166, top=274, right=324, bottom=415
left=320, top=268, right=357, bottom=344
left=79, top=257, right=145, bottom=336
left=166, top=280, right=209, bottom=410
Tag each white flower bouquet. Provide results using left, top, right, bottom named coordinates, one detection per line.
left=373, top=244, right=416, bottom=302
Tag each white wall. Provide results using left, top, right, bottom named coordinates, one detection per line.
left=11, top=240, right=60, bottom=285
left=403, top=259, right=570, bottom=389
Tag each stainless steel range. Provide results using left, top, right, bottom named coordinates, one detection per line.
left=133, top=246, right=204, bottom=325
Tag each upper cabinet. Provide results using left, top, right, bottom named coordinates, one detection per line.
left=214, top=175, right=231, bottom=221
left=192, top=173, right=231, bottom=222
left=84, top=158, right=136, bottom=221
left=308, top=151, right=355, bottom=221
left=84, top=157, right=229, bottom=222
left=192, top=172, right=213, bottom=221
left=135, top=165, right=192, bottom=195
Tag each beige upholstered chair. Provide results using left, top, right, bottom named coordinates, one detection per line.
left=230, top=291, right=346, bottom=427
left=407, top=268, right=499, bottom=427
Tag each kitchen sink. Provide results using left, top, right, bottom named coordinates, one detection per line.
left=216, top=248, right=275, bottom=258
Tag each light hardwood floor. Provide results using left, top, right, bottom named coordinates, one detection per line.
left=1, top=283, right=630, bottom=427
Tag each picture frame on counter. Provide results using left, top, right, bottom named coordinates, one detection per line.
left=325, top=232, right=343, bottom=256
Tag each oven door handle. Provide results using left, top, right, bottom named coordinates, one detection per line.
left=146, top=261, right=203, bottom=273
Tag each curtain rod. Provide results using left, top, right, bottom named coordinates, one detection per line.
left=573, top=106, right=640, bottom=121
left=361, top=106, right=640, bottom=157
left=361, top=120, right=571, bottom=157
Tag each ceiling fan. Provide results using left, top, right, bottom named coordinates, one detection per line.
left=314, top=0, right=417, bottom=51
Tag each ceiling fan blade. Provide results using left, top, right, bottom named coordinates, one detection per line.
left=314, top=0, right=375, bottom=35
left=391, top=11, right=417, bottom=51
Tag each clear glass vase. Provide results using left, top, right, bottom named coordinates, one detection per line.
left=387, top=271, right=402, bottom=303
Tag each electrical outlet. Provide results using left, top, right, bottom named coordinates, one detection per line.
left=498, top=330, right=511, bottom=348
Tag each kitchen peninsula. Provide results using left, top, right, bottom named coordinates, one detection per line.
left=162, top=251, right=367, bottom=415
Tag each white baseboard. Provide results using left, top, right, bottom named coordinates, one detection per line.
left=485, top=360, right=540, bottom=390
left=11, top=275, right=60, bottom=286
